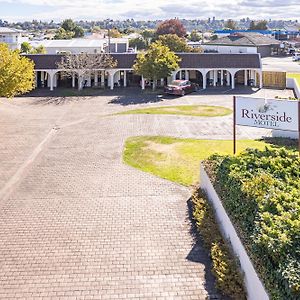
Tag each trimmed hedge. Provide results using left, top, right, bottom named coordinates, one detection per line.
left=192, top=190, right=246, bottom=299
left=205, top=147, right=300, bottom=299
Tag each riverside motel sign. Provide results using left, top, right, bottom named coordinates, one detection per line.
left=233, top=96, right=300, bottom=154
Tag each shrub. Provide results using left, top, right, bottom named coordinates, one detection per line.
left=205, top=147, right=300, bottom=299
left=192, top=190, right=246, bottom=299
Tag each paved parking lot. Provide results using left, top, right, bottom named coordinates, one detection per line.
left=0, top=87, right=293, bottom=299
left=262, top=56, right=300, bottom=73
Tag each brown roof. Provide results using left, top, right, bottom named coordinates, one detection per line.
left=25, top=53, right=261, bottom=70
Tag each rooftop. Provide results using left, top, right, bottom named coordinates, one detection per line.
left=24, top=53, right=261, bottom=70
left=0, top=27, right=24, bottom=34
left=206, top=32, right=281, bottom=47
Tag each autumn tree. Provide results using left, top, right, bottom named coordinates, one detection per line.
left=0, top=43, right=35, bottom=98
left=56, top=53, right=116, bottom=90
left=224, top=19, right=237, bottom=30
left=20, top=41, right=32, bottom=54
left=156, top=19, right=186, bottom=38
left=157, top=34, right=202, bottom=53
left=133, top=41, right=180, bottom=90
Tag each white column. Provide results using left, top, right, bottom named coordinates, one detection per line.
left=87, top=72, right=91, bottom=87
left=72, top=73, right=75, bottom=88
left=254, top=70, right=257, bottom=87
left=53, top=73, right=57, bottom=88
left=244, top=70, right=248, bottom=86
left=141, top=76, right=145, bottom=90
left=202, top=71, right=207, bottom=89
left=49, top=73, right=54, bottom=91
left=124, top=71, right=127, bottom=87
left=115, top=43, right=118, bottom=53
left=185, top=70, right=189, bottom=81
left=213, top=70, right=217, bottom=86
left=101, top=71, right=105, bottom=87
left=220, top=70, right=224, bottom=86
left=94, top=71, right=98, bottom=87
left=259, top=71, right=263, bottom=89
left=179, top=70, right=182, bottom=80
left=226, top=72, right=230, bottom=86
left=160, top=78, right=164, bottom=86
left=231, top=71, right=235, bottom=89
left=171, top=71, right=177, bottom=82
left=109, top=72, right=114, bottom=90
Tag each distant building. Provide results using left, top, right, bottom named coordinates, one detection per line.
left=203, top=32, right=281, bottom=57
left=30, top=38, right=129, bottom=54
left=0, top=27, right=28, bottom=50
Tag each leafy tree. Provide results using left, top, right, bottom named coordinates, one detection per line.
left=54, top=28, right=74, bottom=40
left=129, top=37, right=147, bottom=50
left=157, top=34, right=202, bottom=52
left=61, top=19, right=76, bottom=32
left=0, top=43, right=35, bottom=98
left=188, top=30, right=202, bottom=42
left=133, top=41, right=180, bottom=90
left=224, top=19, right=237, bottom=30
left=249, top=20, right=268, bottom=30
left=73, top=26, right=84, bottom=38
left=156, top=19, right=186, bottom=38
left=34, top=45, right=46, bottom=54
left=140, top=29, right=155, bottom=45
left=20, top=41, right=32, bottom=54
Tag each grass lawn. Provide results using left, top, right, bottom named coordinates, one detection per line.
left=123, top=136, right=295, bottom=186
left=118, top=105, right=232, bottom=117
left=287, top=73, right=300, bottom=86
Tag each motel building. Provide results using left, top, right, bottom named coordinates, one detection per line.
left=25, top=53, right=263, bottom=91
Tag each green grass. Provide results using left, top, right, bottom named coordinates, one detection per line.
left=287, top=73, right=300, bottom=86
left=123, top=136, right=277, bottom=186
left=118, top=105, right=232, bottom=117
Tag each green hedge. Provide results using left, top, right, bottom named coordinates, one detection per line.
left=192, top=190, right=246, bottom=299
left=205, top=148, right=300, bottom=299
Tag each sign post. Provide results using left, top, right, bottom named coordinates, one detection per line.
left=233, top=96, right=300, bottom=155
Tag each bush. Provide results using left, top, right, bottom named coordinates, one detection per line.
left=205, top=147, right=300, bottom=299
left=192, top=190, right=246, bottom=299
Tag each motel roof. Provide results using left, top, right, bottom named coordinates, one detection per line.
left=25, top=53, right=261, bottom=70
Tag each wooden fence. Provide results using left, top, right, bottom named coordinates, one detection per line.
left=261, top=71, right=286, bottom=89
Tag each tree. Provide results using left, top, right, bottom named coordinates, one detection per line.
left=133, top=41, right=180, bottom=90
left=54, top=28, right=74, bottom=40
left=156, top=19, right=186, bottom=38
left=249, top=20, right=268, bottom=30
left=54, top=19, right=84, bottom=39
left=56, top=53, right=117, bottom=90
left=188, top=30, right=202, bottom=42
left=129, top=37, right=147, bottom=50
left=61, top=19, right=76, bottom=32
left=20, top=41, right=32, bottom=54
left=157, top=34, right=202, bottom=53
left=140, top=29, right=155, bottom=46
left=0, top=43, right=35, bottom=98
left=34, top=45, right=46, bottom=54
left=224, top=19, right=237, bottom=30
left=108, top=28, right=122, bottom=38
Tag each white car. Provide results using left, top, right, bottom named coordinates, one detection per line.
left=292, top=53, right=300, bottom=61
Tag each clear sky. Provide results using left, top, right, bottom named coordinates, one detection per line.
left=0, top=0, right=299, bottom=22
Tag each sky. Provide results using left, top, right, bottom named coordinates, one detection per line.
left=0, top=0, right=299, bottom=22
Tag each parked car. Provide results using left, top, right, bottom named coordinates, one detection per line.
left=292, top=53, right=300, bottom=61
left=164, top=80, right=197, bottom=96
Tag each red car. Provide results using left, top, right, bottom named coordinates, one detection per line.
left=164, top=80, right=197, bottom=96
